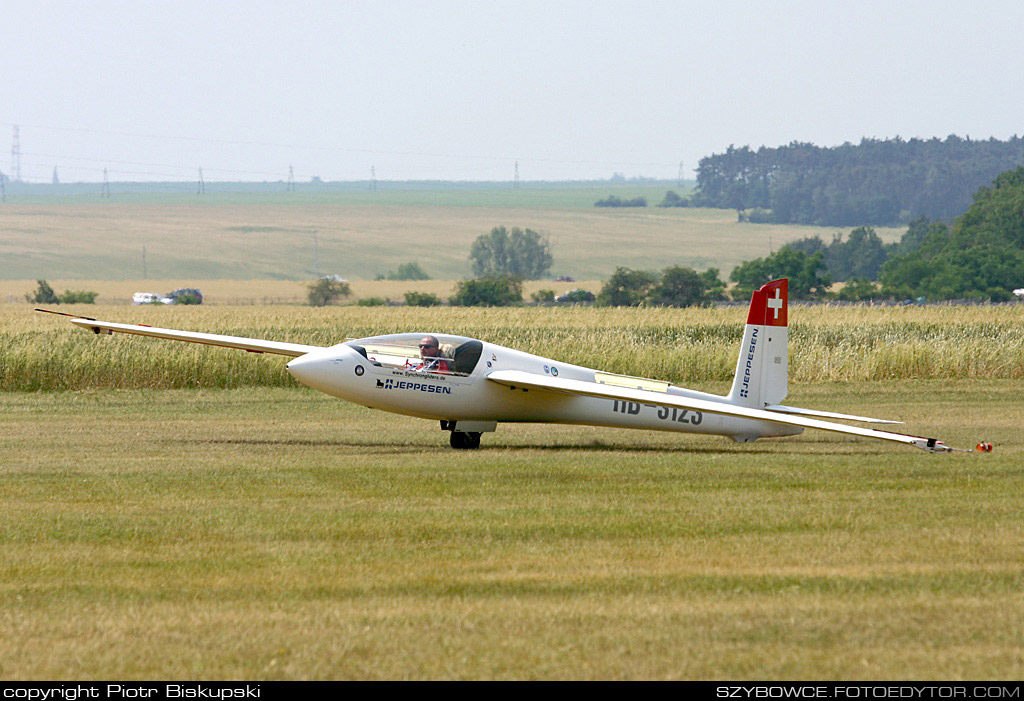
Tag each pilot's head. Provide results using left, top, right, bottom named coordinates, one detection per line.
left=418, top=335, right=441, bottom=358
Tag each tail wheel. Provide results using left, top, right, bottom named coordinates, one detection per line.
left=450, top=431, right=482, bottom=450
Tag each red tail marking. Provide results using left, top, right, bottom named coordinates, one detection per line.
left=746, top=279, right=788, bottom=327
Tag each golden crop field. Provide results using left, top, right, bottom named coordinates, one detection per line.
left=4, top=303, right=1023, bottom=392
left=0, top=190, right=902, bottom=281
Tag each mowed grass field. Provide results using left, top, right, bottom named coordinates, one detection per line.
left=2, top=382, right=1022, bottom=680
left=0, top=186, right=903, bottom=281
left=2, top=303, right=1024, bottom=679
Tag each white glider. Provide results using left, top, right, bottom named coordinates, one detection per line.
left=39, top=279, right=983, bottom=452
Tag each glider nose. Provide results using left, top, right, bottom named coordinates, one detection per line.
left=286, top=348, right=343, bottom=392
left=287, top=345, right=372, bottom=400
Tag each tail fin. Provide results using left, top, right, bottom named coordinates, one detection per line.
left=727, top=278, right=788, bottom=408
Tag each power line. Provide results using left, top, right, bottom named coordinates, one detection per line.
left=22, top=151, right=287, bottom=178
left=10, top=125, right=22, bottom=182
left=2, top=120, right=678, bottom=169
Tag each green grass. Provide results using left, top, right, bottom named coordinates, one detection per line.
left=1, top=382, right=1022, bottom=679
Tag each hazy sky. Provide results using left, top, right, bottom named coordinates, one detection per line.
left=3, top=0, right=1023, bottom=183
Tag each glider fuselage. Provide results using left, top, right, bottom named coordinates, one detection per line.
left=286, top=335, right=796, bottom=441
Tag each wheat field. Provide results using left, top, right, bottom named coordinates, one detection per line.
left=4, top=303, right=1023, bottom=391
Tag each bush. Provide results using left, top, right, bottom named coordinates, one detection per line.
left=307, top=278, right=352, bottom=307
left=356, top=296, right=388, bottom=307
left=58, top=289, right=99, bottom=304
left=172, top=293, right=201, bottom=305
left=555, top=288, right=595, bottom=303
left=739, top=207, right=774, bottom=223
left=449, top=275, right=522, bottom=307
left=25, top=280, right=60, bottom=305
left=594, top=195, right=647, bottom=207
left=596, top=266, right=726, bottom=307
left=531, top=289, right=555, bottom=304
left=379, top=262, right=431, bottom=281
left=835, top=277, right=882, bottom=301
left=657, top=191, right=690, bottom=208
left=596, top=268, right=659, bottom=306
left=404, top=291, right=442, bottom=307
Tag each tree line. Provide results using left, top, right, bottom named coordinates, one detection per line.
left=310, top=166, right=1024, bottom=307
left=728, top=166, right=1024, bottom=301
left=693, top=136, right=1024, bottom=226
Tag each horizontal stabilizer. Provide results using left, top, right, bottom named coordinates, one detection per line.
left=487, top=369, right=952, bottom=452
left=764, top=404, right=902, bottom=424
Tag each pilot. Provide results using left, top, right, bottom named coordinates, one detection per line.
left=410, top=335, right=450, bottom=373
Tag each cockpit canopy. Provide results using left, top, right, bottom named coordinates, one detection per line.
left=345, top=333, right=484, bottom=376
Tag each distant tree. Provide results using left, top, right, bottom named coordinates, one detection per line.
left=356, top=296, right=387, bottom=306
left=25, top=280, right=60, bottom=305
left=58, top=289, right=99, bottom=304
left=594, top=195, right=647, bottom=207
left=648, top=266, right=706, bottom=307
left=555, top=288, right=596, bottom=303
left=404, top=291, right=442, bottom=307
left=469, top=226, right=553, bottom=280
left=530, top=289, right=555, bottom=304
left=307, top=278, right=352, bottom=306
left=784, top=235, right=828, bottom=257
left=892, top=216, right=939, bottom=257
left=880, top=166, right=1024, bottom=300
left=381, top=262, right=431, bottom=281
left=730, top=248, right=831, bottom=300
left=657, top=191, right=690, bottom=207
left=699, top=267, right=728, bottom=301
left=449, top=275, right=523, bottom=307
left=171, top=292, right=201, bottom=305
left=596, top=267, right=659, bottom=307
left=834, top=277, right=882, bottom=301
left=693, top=135, right=1024, bottom=226
left=827, top=227, right=888, bottom=281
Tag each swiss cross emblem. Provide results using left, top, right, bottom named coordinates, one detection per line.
left=767, top=288, right=784, bottom=319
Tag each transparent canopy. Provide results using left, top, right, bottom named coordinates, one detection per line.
left=345, top=333, right=484, bottom=376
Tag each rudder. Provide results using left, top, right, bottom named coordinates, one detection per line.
left=727, top=279, right=788, bottom=407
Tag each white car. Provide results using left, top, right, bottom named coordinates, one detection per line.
left=1013, top=288, right=1024, bottom=299
left=132, top=292, right=166, bottom=305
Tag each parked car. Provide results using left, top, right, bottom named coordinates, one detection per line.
left=163, top=288, right=203, bottom=305
left=132, top=292, right=166, bottom=305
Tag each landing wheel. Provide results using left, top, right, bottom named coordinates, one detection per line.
left=450, top=431, right=482, bottom=449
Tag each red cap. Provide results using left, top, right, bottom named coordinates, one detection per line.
left=746, top=279, right=788, bottom=327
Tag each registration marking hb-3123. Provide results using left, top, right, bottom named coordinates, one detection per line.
left=612, top=400, right=703, bottom=425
